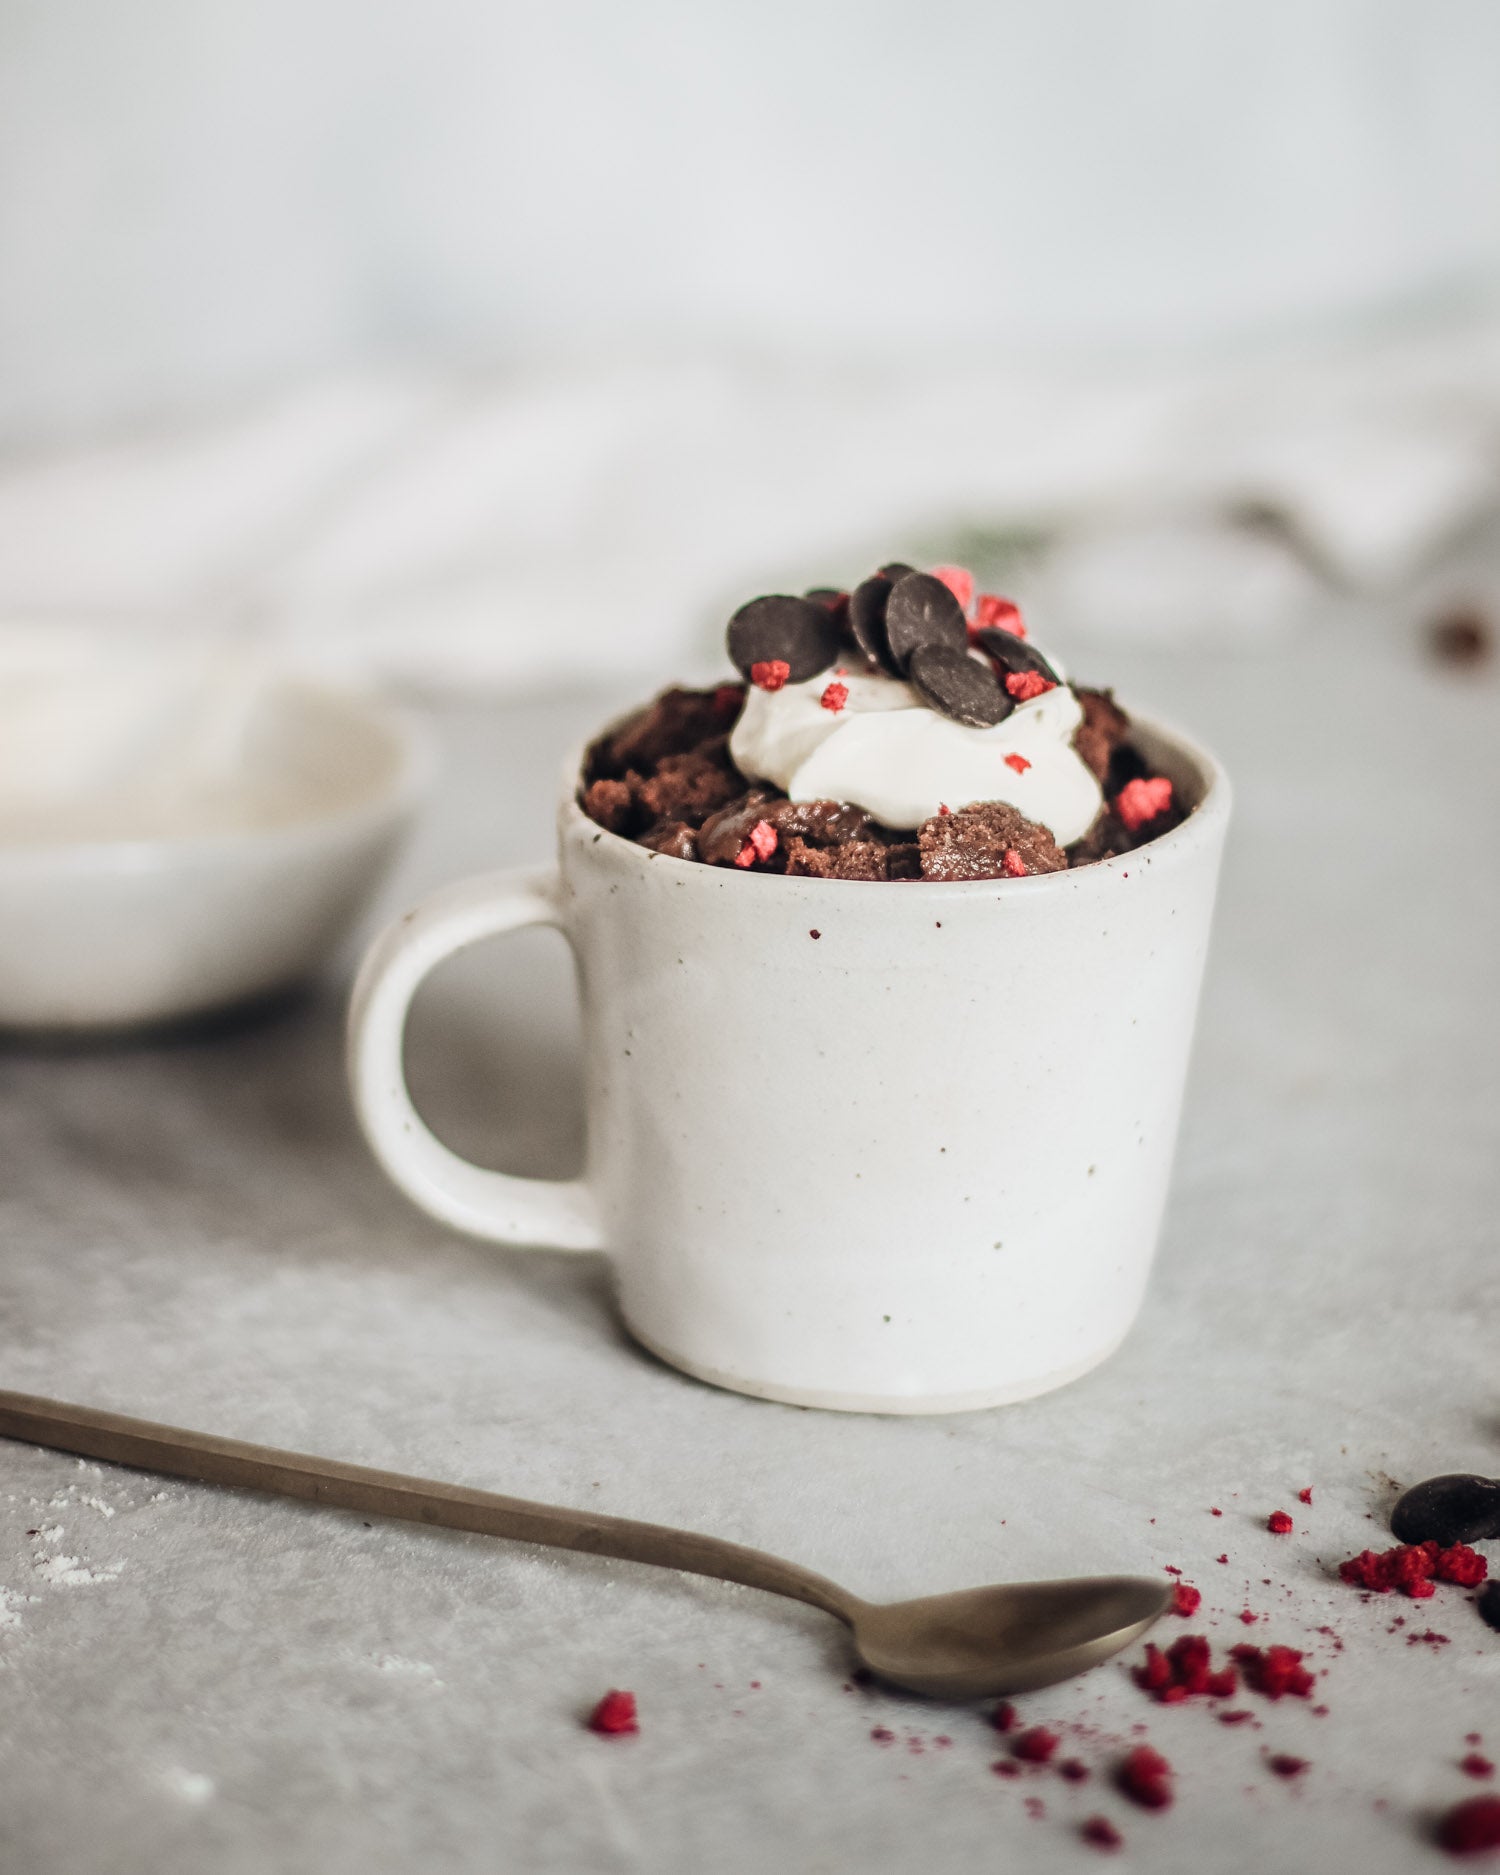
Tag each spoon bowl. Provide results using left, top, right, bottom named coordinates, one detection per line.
left=850, top=1576, right=1173, bottom=1699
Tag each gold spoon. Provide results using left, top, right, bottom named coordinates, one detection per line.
left=0, top=1387, right=1168, bottom=1700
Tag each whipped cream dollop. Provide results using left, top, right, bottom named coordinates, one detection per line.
left=730, top=658, right=1103, bottom=844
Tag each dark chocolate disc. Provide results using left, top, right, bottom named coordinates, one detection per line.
left=727, top=594, right=841, bottom=684
left=908, top=642, right=1013, bottom=727
left=884, top=572, right=969, bottom=673
left=973, top=626, right=1060, bottom=688
left=848, top=575, right=902, bottom=675
left=878, top=561, right=916, bottom=582
left=1389, top=1473, right=1500, bottom=1547
left=1480, top=1580, right=1500, bottom=1634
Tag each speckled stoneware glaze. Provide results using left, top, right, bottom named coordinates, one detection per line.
left=349, top=715, right=1230, bottom=1414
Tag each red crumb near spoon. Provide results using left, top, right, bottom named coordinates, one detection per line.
left=586, top=1689, right=639, bottom=1736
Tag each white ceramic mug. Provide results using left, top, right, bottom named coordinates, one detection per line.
left=348, top=715, right=1229, bottom=1414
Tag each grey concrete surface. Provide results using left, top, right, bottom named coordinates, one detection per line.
left=1, top=614, right=1497, bottom=1874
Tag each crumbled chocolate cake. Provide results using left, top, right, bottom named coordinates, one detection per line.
left=579, top=566, right=1190, bottom=880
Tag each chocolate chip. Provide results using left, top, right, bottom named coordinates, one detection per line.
left=878, top=561, right=916, bottom=582
left=727, top=595, right=841, bottom=684
left=1479, top=1580, right=1500, bottom=1634
left=884, top=572, right=969, bottom=673
left=908, top=642, right=1012, bottom=726
left=974, top=626, right=1060, bottom=688
left=1390, top=1474, right=1500, bottom=1547
left=848, top=575, right=903, bottom=675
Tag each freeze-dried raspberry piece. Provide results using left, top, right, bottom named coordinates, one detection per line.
left=1005, top=670, right=1056, bottom=703
left=973, top=594, right=1026, bottom=637
left=1059, top=1759, right=1091, bottom=1782
left=820, top=680, right=849, bottom=713
left=1298, top=1488, right=1314, bottom=1505
left=1268, top=1754, right=1308, bottom=1778
left=1013, top=1727, right=1060, bottom=1764
left=1171, top=1583, right=1202, bottom=1618
left=587, top=1689, right=638, bottom=1735
left=1004, top=753, right=1032, bottom=775
left=991, top=1700, right=1019, bottom=1734
left=1435, top=1544, right=1489, bottom=1587
left=1439, top=1796, right=1500, bottom=1855
left=1080, top=1816, right=1123, bottom=1852
left=1268, top=1511, right=1294, bottom=1535
left=1114, top=775, right=1174, bottom=831
left=1338, top=1540, right=1473, bottom=1597
left=1462, top=1754, right=1495, bottom=1779
left=1118, top=1745, right=1174, bottom=1810
left=930, top=565, right=974, bottom=612
left=734, top=820, right=779, bottom=867
left=1001, top=849, right=1028, bottom=878
left=750, top=659, right=791, bottom=691
left=1231, top=1644, right=1315, bottom=1700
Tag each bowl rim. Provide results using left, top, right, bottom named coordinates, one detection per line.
left=0, top=678, right=434, bottom=876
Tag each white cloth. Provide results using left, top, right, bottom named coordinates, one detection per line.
left=2, top=315, right=1499, bottom=693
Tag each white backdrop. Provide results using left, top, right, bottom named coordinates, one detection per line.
left=4, top=0, right=1500, bottom=445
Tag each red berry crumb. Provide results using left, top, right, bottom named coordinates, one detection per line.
left=1081, top=1815, right=1124, bottom=1852
left=930, top=565, right=974, bottom=612
left=973, top=594, right=1027, bottom=638
left=1439, top=1796, right=1500, bottom=1855
left=820, top=680, right=849, bottom=713
left=1118, top=1745, right=1174, bottom=1810
left=1004, top=670, right=1055, bottom=703
left=1462, top=1755, right=1495, bottom=1779
left=750, top=659, right=791, bottom=691
left=1013, top=1726, right=1060, bottom=1764
left=992, top=1700, right=1018, bottom=1734
left=1339, top=1541, right=1488, bottom=1596
left=587, top=1689, right=638, bottom=1736
left=1114, top=775, right=1174, bottom=831
left=1171, top=1583, right=1202, bottom=1617
left=734, top=819, right=778, bottom=868
left=1001, top=849, right=1028, bottom=878
left=1059, top=1759, right=1091, bottom=1782
left=1230, top=1643, right=1315, bottom=1701
left=871, top=1726, right=897, bottom=1745
left=1211, top=1507, right=1223, bottom=1517
left=1133, top=1635, right=1238, bottom=1703
left=1003, top=752, right=1032, bottom=775
left=1268, top=1754, right=1308, bottom=1778
left=1268, top=1510, right=1295, bottom=1535
left=1298, top=1488, right=1314, bottom=1505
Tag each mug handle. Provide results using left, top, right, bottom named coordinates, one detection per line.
left=347, top=867, right=603, bottom=1252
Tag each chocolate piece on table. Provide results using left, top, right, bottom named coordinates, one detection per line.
left=727, top=595, right=842, bottom=685
left=884, top=572, right=969, bottom=673
left=1479, top=1580, right=1500, bottom=1634
left=973, top=626, right=1061, bottom=689
left=908, top=642, right=1012, bottom=727
left=918, top=801, right=1067, bottom=882
left=1389, top=1473, right=1500, bottom=1547
left=848, top=575, right=903, bottom=675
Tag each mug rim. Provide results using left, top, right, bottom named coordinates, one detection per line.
left=561, top=706, right=1230, bottom=893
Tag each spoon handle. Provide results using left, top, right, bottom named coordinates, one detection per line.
left=0, top=1387, right=855, bottom=1622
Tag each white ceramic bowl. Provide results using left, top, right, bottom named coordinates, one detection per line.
left=0, top=672, right=429, bottom=1033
